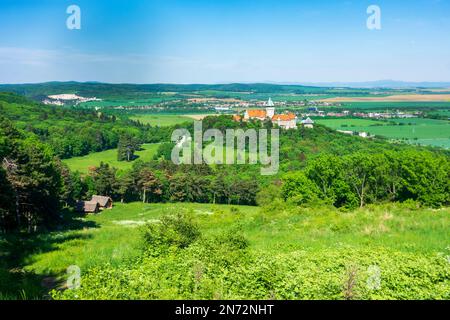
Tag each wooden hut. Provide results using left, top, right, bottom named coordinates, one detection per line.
left=76, top=201, right=100, bottom=214
left=91, top=195, right=113, bottom=209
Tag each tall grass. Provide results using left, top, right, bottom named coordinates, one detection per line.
left=2, top=201, right=449, bottom=299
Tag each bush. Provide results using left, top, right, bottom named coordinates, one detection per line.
left=141, top=212, right=201, bottom=256
left=256, top=183, right=282, bottom=206
left=52, top=247, right=450, bottom=300
left=281, top=172, right=321, bottom=206
left=213, top=226, right=249, bottom=251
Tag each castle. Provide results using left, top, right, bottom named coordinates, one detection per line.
left=233, top=98, right=313, bottom=130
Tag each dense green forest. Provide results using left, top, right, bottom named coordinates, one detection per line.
left=0, top=93, right=174, bottom=158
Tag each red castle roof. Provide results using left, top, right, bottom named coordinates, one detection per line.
left=272, top=113, right=296, bottom=121
left=247, top=109, right=267, bottom=118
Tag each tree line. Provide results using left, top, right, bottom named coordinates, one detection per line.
left=62, top=161, right=260, bottom=207
left=282, top=151, right=450, bottom=208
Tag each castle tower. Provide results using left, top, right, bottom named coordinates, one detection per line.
left=266, top=97, right=275, bottom=118
left=266, top=107, right=275, bottom=118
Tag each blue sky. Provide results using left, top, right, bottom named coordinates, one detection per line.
left=0, top=0, right=449, bottom=83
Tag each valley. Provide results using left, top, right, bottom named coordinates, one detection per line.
left=0, top=83, right=449, bottom=300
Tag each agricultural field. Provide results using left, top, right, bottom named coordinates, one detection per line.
left=316, top=118, right=450, bottom=148
left=387, top=118, right=449, bottom=125
left=322, top=94, right=450, bottom=102
left=193, top=90, right=336, bottom=102
left=2, top=202, right=448, bottom=299
left=184, top=114, right=217, bottom=121
left=428, top=109, right=450, bottom=117
left=77, top=98, right=172, bottom=108
left=335, top=101, right=450, bottom=111
left=63, top=143, right=160, bottom=174
left=315, top=118, right=383, bottom=129
left=129, top=114, right=194, bottom=126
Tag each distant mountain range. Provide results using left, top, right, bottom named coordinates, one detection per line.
left=292, top=80, right=450, bottom=88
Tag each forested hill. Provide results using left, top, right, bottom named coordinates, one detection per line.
left=0, top=82, right=333, bottom=99
left=0, top=92, right=172, bottom=159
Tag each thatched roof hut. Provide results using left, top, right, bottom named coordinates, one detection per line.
left=76, top=201, right=100, bottom=214
left=91, top=195, right=113, bottom=209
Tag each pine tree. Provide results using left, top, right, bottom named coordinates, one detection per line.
left=89, top=162, right=117, bottom=197
left=117, top=134, right=141, bottom=162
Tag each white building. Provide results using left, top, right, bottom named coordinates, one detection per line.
left=300, top=117, right=314, bottom=129
left=238, top=98, right=298, bottom=129
left=272, top=113, right=297, bottom=129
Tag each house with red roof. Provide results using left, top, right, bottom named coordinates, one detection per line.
left=237, top=98, right=298, bottom=129
left=272, top=113, right=298, bottom=129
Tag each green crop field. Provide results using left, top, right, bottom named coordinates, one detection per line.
left=63, top=143, right=160, bottom=174
left=343, top=124, right=450, bottom=148
left=339, top=102, right=450, bottom=111
left=2, top=202, right=448, bottom=299
left=387, top=118, right=449, bottom=125
left=130, top=114, right=194, bottom=126
left=316, top=118, right=450, bottom=148
left=315, top=118, right=383, bottom=129
left=353, top=124, right=449, bottom=139
left=190, top=90, right=338, bottom=102
left=77, top=97, right=178, bottom=108
left=429, top=109, right=450, bottom=117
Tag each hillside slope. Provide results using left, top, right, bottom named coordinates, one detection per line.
left=9, top=201, right=445, bottom=300
left=0, top=93, right=170, bottom=158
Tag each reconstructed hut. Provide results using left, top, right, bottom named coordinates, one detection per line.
left=76, top=201, right=100, bottom=214
left=91, top=195, right=113, bottom=209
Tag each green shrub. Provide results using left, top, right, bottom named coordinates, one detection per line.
left=141, top=212, right=201, bottom=256
left=229, top=207, right=240, bottom=214
left=256, top=183, right=282, bottom=206
left=281, top=172, right=321, bottom=206
left=52, top=247, right=450, bottom=300
left=216, top=226, right=249, bottom=250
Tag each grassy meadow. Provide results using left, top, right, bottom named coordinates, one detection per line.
left=130, top=114, right=194, bottom=126
left=63, top=143, right=160, bottom=174
left=315, top=118, right=382, bottom=129
left=1, top=201, right=449, bottom=299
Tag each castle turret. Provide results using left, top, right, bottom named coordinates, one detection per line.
left=266, top=98, right=275, bottom=118
left=266, top=107, right=275, bottom=118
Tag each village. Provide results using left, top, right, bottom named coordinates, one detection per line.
left=202, top=98, right=420, bottom=120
